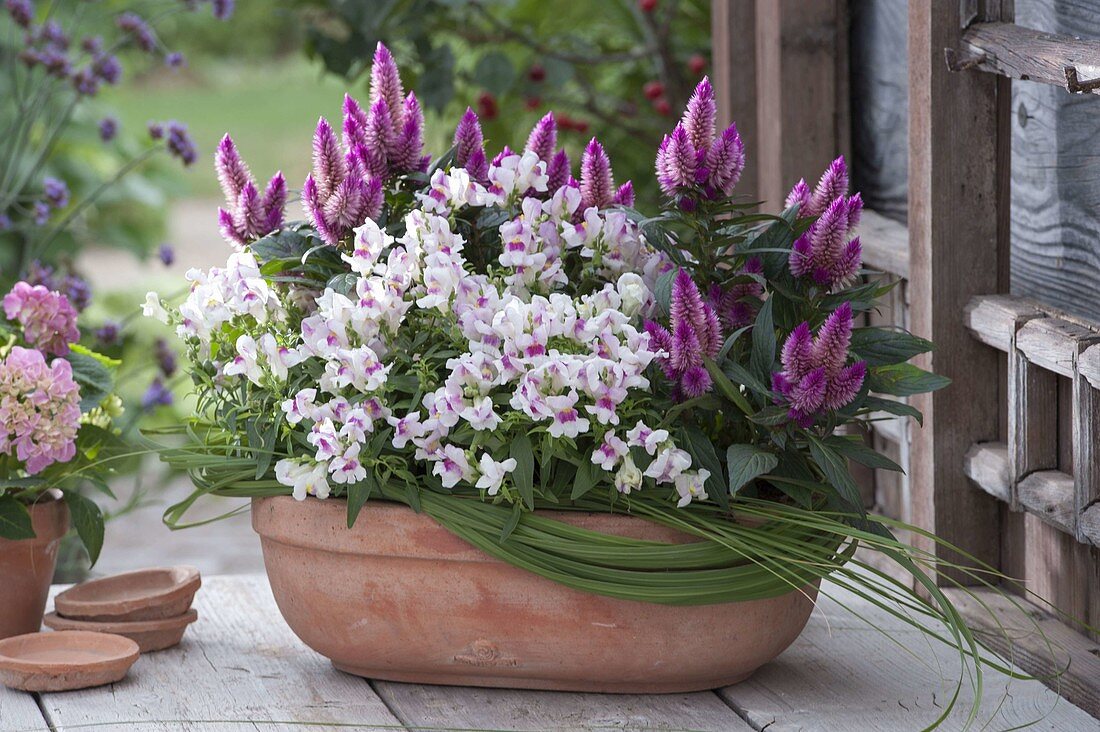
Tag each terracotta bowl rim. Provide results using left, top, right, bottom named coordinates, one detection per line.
left=0, top=630, right=139, bottom=673
left=44, top=608, right=199, bottom=633
left=54, top=566, right=201, bottom=619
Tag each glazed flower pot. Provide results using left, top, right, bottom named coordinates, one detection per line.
left=0, top=491, right=70, bottom=640
left=252, top=495, right=818, bottom=694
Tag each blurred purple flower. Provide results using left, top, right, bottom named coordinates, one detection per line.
left=71, top=67, right=99, bottom=96
left=60, top=275, right=91, bottom=311
left=39, top=19, right=67, bottom=49
left=95, top=321, right=120, bottom=346
left=165, top=120, right=197, bottom=165
left=92, top=53, right=122, bottom=84
left=43, top=177, right=68, bottom=208
left=5, top=0, right=33, bottom=28
left=165, top=51, right=185, bottom=68
left=117, top=12, right=156, bottom=53
left=0, top=213, right=11, bottom=231
left=154, top=338, right=177, bottom=377
left=142, top=378, right=173, bottom=410
left=147, top=121, right=164, bottom=140
left=544, top=148, right=570, bottom=194
left=524, top=113, right=557, bottom=163
left=98, top=116, right=118, bottom=142
left=158, top=243, right=175, bottom=266
left=211, top=0, right=235, bottom=21
left=32, top=201, right=49, bottom=226
left=81, top=35, right=103, bottom=54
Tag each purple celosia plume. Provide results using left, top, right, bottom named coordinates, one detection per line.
left=772, top=302, right=867, bottom=426
left=3, top=281, right=80, bottom=356
left=788, top=177, right=863, bottom=289
left=708, top=257, right=763, bottom=330
left=453, top=107, right=489, bottom=183
left=580, top=138, right=622, bottom=211
left=215, top=134, right=286, bottom=248
left=645, top=270, right=723, bottom=399
left=612, top=181, right=635, bottom=208
left=655, top=77, right=745, bottom=200
left=369, top=42, right=404, bottom=123
left=545, top=148, right=571, bottom=193
left=785, top=156, right=850, bottom=217
left=524, top=113, right=557, bottom=162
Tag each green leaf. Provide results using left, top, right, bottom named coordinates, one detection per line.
left=681, top=426, right=728, bottom=510
left=68, top=343, right=120, bottom=369
left=807, top=436, right=864, bottom=512
left=250, top=227, right=314, bottom=262
left=704, top=357, right=753, bottom=415
left=0, top=494, right=34, bottom=540
left=509, top=435, right=535, bottom=509
left=346, top=471, right=376, bottom=528
left=570, top=457, right=601, bottom=500
left=326, top=272, right=358, bottom=297
left=861, top=396, right=924, bottom=426
left=750, top=298, right=775, bottom=383
left=725, top=444, right=778, bottom=495
left=500, top=502, right=523, bottom=542
left=749, top=404, right=791, bottom=426
left=850, top=328, right=935, bottom=366
left=867, top=363, right=951, bottom=397
left=67, top=351, right=114, bottom=412
left=474, top=51, right=516, bottom=95
left=64, top=490, right=104, bottom=565
left=652, top=269, right=676, bottom=318
left=825, top=435, right=903, bottom=472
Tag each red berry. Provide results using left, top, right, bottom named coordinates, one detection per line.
left=574, top=119, right=589, bottom=134
left=524, top=96, right=541, bottom=111
left=643, top=80, right=664, bottom=100
left=689, top=53, right=706, bottom=76
left=639, top=0, right=657, bottom=12
left=477, top=91, right=498, bottom=120
left=654, top=97, right=672, bottom=116
left=528, top=64, right=546, bottom=82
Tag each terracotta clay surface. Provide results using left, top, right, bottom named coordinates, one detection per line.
left=252, top=496, right=819, bottom=694
left=54, top=566, right=200, bottom=622
left=43, top=608, right=198, bottom=652
left=0, top=492, right=70, bottom=640
left=0, top=630, right=139, bottom=692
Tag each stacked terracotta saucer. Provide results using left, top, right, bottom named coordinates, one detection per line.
left=44, top=566, right=201, bottom=653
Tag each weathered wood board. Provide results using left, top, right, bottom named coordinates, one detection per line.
left=0, top=689, right=48, bottom=732
left=34, top=575, right=402, bottom=732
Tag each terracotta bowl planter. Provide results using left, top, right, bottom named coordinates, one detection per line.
left=253, top=496, right=818, bottom=694
left=0, top=492, right=70, bottom=640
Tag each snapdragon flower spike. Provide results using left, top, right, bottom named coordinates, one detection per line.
left=580, top=138, right=619, bottom=211
left=214, top=134, right=286, bottom=247
left=772, top=302, right=866, bottom=426
left=645, top=270, right=722, bottom=399
left=785, top=156, right=850, bottom=217
left=788, top=192, right=863, bottom=289
left=524, top=113, right=557, bottom=163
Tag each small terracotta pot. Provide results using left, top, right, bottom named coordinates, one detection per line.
left=253, top=496, right=818, bottom=694
left=0, top=491, right=70, bottom=640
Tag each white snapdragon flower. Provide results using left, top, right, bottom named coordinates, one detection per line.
left=644, top=446, right=693, bottom=484
left=343, top=219, right=394, bottom=275
left=142, top=292, right=169, bottom=323
left=389, top=412, right=427, bottom=449
left=258, top=333, right=304, bottom=382
left=433, top=444, right=474, bottom=488
left=223, top=334, right=263, bottom=385
left=282, top=388, right=318, bottom=425
left=613, top=454, right=643, bottom=495
left=674, top=470, right=710, bottom=507
left=488, top=150, right=548, bottom=199
left=275, top=459, right=331, bottom=501
left=592, top=431, right=628, bottom=471
left=329, top=445, right=367, bottom=485
left=616, top=272, right=651, bottom=319
left=475, top=454, right=518, bottom=496
left=626, top=421, right=670, bottom=455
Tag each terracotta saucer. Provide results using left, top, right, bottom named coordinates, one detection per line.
left=54, top=566, right=201, bottom=622
left=0, top=630, right=139, bottom=692
left=44, top=609, right=198, bottom=653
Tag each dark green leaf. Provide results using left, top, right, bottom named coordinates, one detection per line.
left=346, top=471, right=376, bottom=528
left=725, top=444, right=778, bottom=495
left=0, top=494, right=34, bottom=540
left=64, top=490, right=104, bottom=565
left=850, top=327, right=935, bottom=366
left=570, top=457, right=601, bottom=500
left=652, top=269, right=676, bottom=318
left=825, top=435, right=903, bottom=472
left=867, top=363, right=951, bottom=397
left=327, top=273, right=358, bottom=297
left=510, top=435, right=535, bottom=509
left=750, top=298, right=775, bottom=383
left=500, top=502, right=523, bottom=542
left=250, top=227, right=315, bottom=263
left=749, top=404, right=791, bottom=426
left=861, top=396, right=924, bottom=426
left=682, top=426, right=728, bottom=510
left=704, top=358, right=753, bottom=415
left=67, top=351, right=113, bottom=412
left=807, top=436, right=864, bottom=512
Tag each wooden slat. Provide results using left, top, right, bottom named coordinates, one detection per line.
left=718, top=580, right=1096, bottom=729
left=373, top=683, right=751, bottom=731
left=1080, top=504, right=1100, bottom=545
left=1010, top=318, right=1058, bottom=509
left=859, top=209, right=909, bottom=279
left=37, top=575, right=402, bottom=731
left=908, top=0, right=1008, bottom=583
left=1018, top=470, right=1077, bottom=534
left=945, top=586, right=1100, bottom=718
left=1078, top=343, right=1100, bottom=390
left=1073, top=350, right=1100, bottom=543
left=964, top=294, right=1044, bottom=352
left=958, top=22, right=1100, bottom=94
left=0, top=688, right=48, bottom=731
left=755, top=0, right=848, bottom=208
left=711, top=0, right=758, bottom=203
left=964, top=441, right=1011, bottom=502
left=1015, top=317, right=1097, bottom=378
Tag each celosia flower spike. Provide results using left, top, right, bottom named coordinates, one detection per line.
left=214, top=134, right=251, bottom=203
left=311, top=116, right=346, bottom=199
left=682, top=77, right=716, bottom=152
left=524, top=112, right=557, bottom=163
left=646, top=270, right=724, bottom=400
left=369, top=43, right=405, bottom=127
left=785, top=179, right=810, bottom=211
left=705, top=123, right=745, bottom=197
left=611, top=181, right=634, bottom=208
left=655, top=123, right=696, bottom=196
left=342, top=93, right=370, bottom=151
left=545, top=149, right=570, bottom=193
left=788, top=192, right=863, bottom=289
left=261, top=171, right=287, bottom=234
left=786, top=156, right=849, bottom=218
left=580, top=138, right=615, bottom=210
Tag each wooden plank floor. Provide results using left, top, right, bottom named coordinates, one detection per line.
left=2, top=575, right=1096, bottom=731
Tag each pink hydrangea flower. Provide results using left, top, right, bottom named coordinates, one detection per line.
left=3, top=281, right=80, bottom=355
left=0, top=346, right=82, bottom=474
